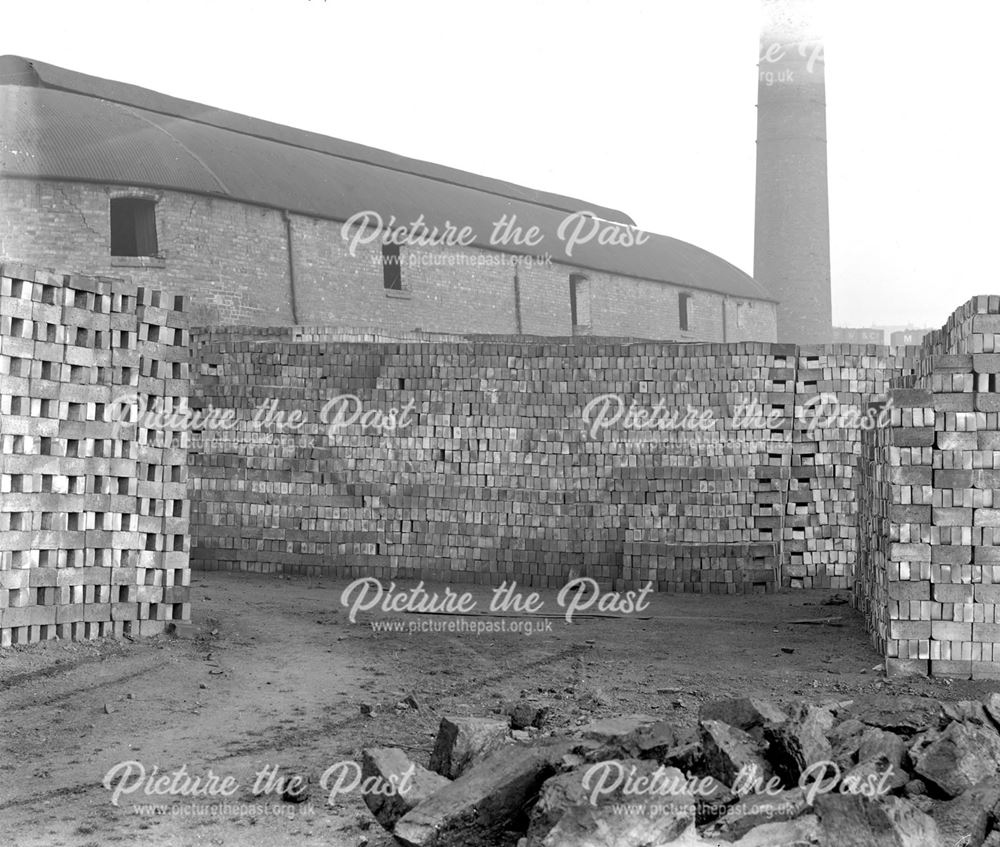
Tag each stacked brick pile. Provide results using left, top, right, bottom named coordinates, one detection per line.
left=856, top=296, right=1000, bottom=678
left=0, top=263, right=190, bottom=645
left=785, top=345, right=919, bottom=589
left=617, top=343, right=794, bottom=593
left=189, top=333, right=914, bottom=594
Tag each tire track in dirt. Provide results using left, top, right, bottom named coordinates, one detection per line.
left=0, top=655, right=174, bottom=710
left=215, top=640, right=591, bottom=758
left=0, top=642, right=588, bottom=813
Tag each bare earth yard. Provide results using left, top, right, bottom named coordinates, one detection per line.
left=1, top=572, right=994, bottom=847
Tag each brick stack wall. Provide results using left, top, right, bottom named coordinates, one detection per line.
left=856, top=296, right=1000, bottom=677
left=0, top=263, right=191, bottom=645
left=188, top=329, right=916, bottom=592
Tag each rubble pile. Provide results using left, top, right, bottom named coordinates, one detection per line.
left=360, top=693, right=1000, bottom=846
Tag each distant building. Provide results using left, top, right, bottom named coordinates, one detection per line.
left=833, top=326, right=885, bottom=345
left=889, top=328, right=932, bottom=347
left=0, top=56, right=777, bottom=341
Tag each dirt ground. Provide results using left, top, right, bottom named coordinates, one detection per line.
left=1, top=572, right=996, bottom=847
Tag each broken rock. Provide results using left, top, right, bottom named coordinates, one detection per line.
left=841, top=756, right=908, bottom=795
left=533, top=797, right=694, bottom=847
left=840, top=695, right=944, bottom=737
left=941, top=700, right=990, bottom=726
left=813, top=794, right=941, bottom=847
left=763, top=704, right=834, bottom=785
left=526, top=759, right=694, bottom=847
left=394, top=740, right=574, bottom=847
left=361, top=748, right=450, bottom=831
left=857, top=727, right=906, bottom=770
left=828, top=718, right=868, bottom=770
left=983, top=692, right=1000, bottom=728
left=508, top=701, right=549, bottom=731
left=705, top=788, right=808, bottom=840
left=930, top=776, right=1000, bottom=847
left=726, top=815, right=822, bottom=846
left=699, top=698, right=787, bottom=739
left=700, top=720, right=772, bottom=788
left=584, top=717, right=695, bottom=764
left=429, top=716, right=511, bottom=779
left=692, top=775, right=735, bottom=825
left=578, top=714, right=660, bottom=746
left=911, top=721, right=1000, bottom=798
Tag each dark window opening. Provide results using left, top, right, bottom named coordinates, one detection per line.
left=111, top=198, right=158, bottom=257
left=679, top=292, right=692, bottom=331
left=569, top=273, right=590, bottom=330
left=382, top=244, right=402, bottom=290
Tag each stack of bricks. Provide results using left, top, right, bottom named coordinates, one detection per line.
left=618, top=343, right=794, bottom=594
left=0, top=262, right=191, bottom=645
left=857, top=296, right=1000, bottom=678
left=784, top=345, right=918, bottom=589
left=189, top=331, right=916, bottom=594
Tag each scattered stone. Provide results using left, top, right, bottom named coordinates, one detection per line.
left=840, top=695, right=944, bottom=737
left=532, top=794, right=694, bottom=847
left=104, top=703, right=114, bottom=714
left=578, top=714, right=660, bottom=746
left=764, top=704, right=834, bottom=784
left=841, top=755, right=908, bottom=795
left=699, top=698, right=787, bottom=737
left=508, top=702, right=549, bottom=731
left=930, top=776, right=1000, bottom=847
left=857, top=727, right=906, bottom=770
left=726, top=815, right=822, bottom=846
left=361, top=748, right=450, bottom=832
left=525, top=769, right=592, bottom=839
left=658, top=741, right=703, bottom=774
left=527, top=759, right=690, bottom=842
left=828, top=718, right=868, bottom=770
left=402, top=693, right=421, bottom=711
left=700, top=720, right=772, bottom=787
left=908, top=793, right=936, bottom=814
left=705, top=788, right=808, bottom=840
left=911, top=721, right=1000, bottom=798
left=903, top=778, right=927, bottom=798
left=583, top=717, right=695, bottom=764
left=983, top=692, right=1000, bottom=728
left=429, top=716, right=511, bottom=779
left=813, top=794, right=941, bottom=846
left=394, top=740, right=574, bottom=847
left=526, top=760, right=696, bottom=846
left=199, top=682, right=208, bottom=690
left=693, top=775, right=735, bottom=825
left=941, top=700, right=991, bottom=727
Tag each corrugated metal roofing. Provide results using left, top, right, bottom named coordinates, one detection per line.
left=0, top=56, right=774, bottom=302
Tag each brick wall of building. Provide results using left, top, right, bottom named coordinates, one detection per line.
left=0, top=178, right=777, bottom=342
left=0, top=179, right=294, bottom=326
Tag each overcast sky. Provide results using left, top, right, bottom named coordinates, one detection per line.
left=3, top=0, right=998, bottom=329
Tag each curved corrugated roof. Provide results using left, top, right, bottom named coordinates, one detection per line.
left=0, top=56, right=774, bottom=302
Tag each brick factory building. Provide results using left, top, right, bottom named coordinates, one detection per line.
left=0, top=56, right=776, bottom=341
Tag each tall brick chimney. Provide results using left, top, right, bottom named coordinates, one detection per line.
left=753, top=0, right=832, bottom=344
